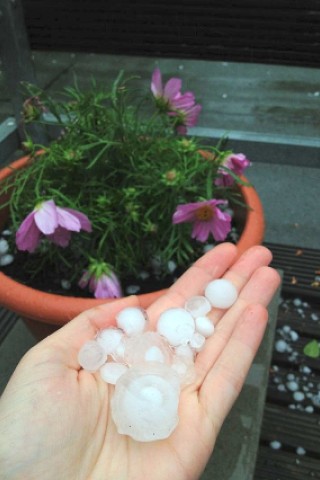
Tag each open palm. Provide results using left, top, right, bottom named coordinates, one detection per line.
left=0, top=243, right=280, bottom=480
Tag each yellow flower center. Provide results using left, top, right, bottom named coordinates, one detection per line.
left=195, top=205, right=214, bottom=221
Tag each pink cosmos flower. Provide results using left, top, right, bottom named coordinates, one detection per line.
left=215, top=153, right=251, bottom=187
left=79, top=269, right=122, bottom=299
left=151, top=68, right=183, bottom=108
left=172, top=199, right=232, bottom=242
left=173, top=103, right=202, bottom=135
left=16, top=199, right=92, bottom=252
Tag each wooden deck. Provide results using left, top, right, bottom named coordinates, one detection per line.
left=255, top=243, right=320, bottom=479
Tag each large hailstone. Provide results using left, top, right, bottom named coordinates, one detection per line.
left=124, top=332, right=172, bottom=366
left=157, top=308, right=195, bottom=346
left=205, top=279, right=238, bottom=309
left=111, top=363, right=180, bottom=442
left=116, top=307, right=148, bottom=336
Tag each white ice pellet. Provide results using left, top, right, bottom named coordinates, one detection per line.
left=111, top=338, right=127, bottom=362
left=0, top=238, right=9, bottom=255
left=96, top=328, right=123, bottom=354
left=293, top=298, right=302, bottom=307
left=195, top=316, right=215, bottom=337
left=312, top=394, right=320, bottom=407
left=138, top=270, right=150, bottom=280
left=283, top=325, right=291, bottom=333
left=61, top=279, right=71, bottom=290
left=293, top=391, right=305, bottom=402
left=290, top=331, right=299, bottom=341
left=78, top=340, right=107, bottom=371
left=275, top=340, right=288, bottom=353
left=270, top=440, right=282, bottom=450
left=1, top=229, right=11, bottom=236
left=116, top=307, right=148, bottom=336
left=100, top=362, right=128, bottom=384
left=157, top=308, right=195, bottom=346
left=278, top=384, right=286, bottom=392
left=205, top=279, right=238, bottom=309
left=287, top=381, right=299, bottom=391
left=144, top=346, right=166, bottom=363
left=189, top=332, right=206, bottom=352
left=296, top=447, right=306, bottom=456
left=287, top=373, right=295, bottom=381
left=305, top=405, right=314, bottom=413
left=0, top=254, right=14, bottom=266
left=111, top=363, right=180, bottom=442
left=311, top=313, right=319, bottom=321
left=184, top=296, right=211, bottom=318
left=203, top=243, right=214, bottom=253
left=301, top=366, right=312, bottom=374
left=126, top=285, right=141, bottom=294
left=167, top=260, right=177, bottom=273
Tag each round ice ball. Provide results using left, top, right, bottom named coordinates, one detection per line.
left=111, top=363, right=180, bottom=442
left=116, top=307, right=148, bottom=336
left=171, top=355, right=196, bottom=385
left=124, top=332, right=172, bottom=366
left=195, top=316, right=215, bottom=337
left=189, top=332, right=206, bottom=352
left=157, top=308, right=195, bottom=346
left=184, top=296, right=211, bottom=318
left=100, top=362, right=128, bottom=385
left=78, top=340, right=106, bottom=372
left=205, top=279, right=238, bottom=309
left=96, top=328, right=123, bottom=355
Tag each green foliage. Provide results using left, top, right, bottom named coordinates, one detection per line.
left=0, top=73, right=247, bottom=290
left=303, top=339, right=320, bottom=358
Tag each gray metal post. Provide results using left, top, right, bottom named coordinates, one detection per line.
left=0, top=0, right=46, bottom=145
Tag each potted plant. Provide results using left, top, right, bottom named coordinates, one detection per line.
left=0, top=68, right=264, bottom=333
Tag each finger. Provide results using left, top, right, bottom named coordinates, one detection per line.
left=209, top=245, right=273, bottom=326
left=147, top=242, right=238, bottom=326
left=195, top=266, right=281, bottom=383
left=42, top=295, right=140, bottom=368
left=199, top=303, right=268, bottom=435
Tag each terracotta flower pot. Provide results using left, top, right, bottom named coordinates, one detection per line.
left=0, top=154, right=264, bottom=331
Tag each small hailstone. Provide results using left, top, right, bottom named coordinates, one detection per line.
left=111, top=363, right=180, bottom=442
left=205, top=279, right=238, bottom=309
left=185, top=296, right=211, bottom=318
left=311, top=313, right=319, bottom=321
left=100, top=362, right=128, bottom=384
left=61, top=279, right=71, bottom=290
left=157, top=308, right=195, bottom=346
left=144, top=346, right=166, bottom=363
left=0, top=254, right=14, bottom=266
left=277, top=384, right=286, bottom=392
left=283, top=325, right=291, bottom=333
left=125, top=285, right=141, bottom=295
left=195, top=316, right=215, bottom=337
left=296, top=447, right=306, bottom=456
left=301, top=366, right=312, bottom=374
left=287, top=381, right=299, bottom=392
left=203, top=243, right=214, bottom=253
left=1, top=229, right=11, bottom=236
left=293, top=391, right=305, bottom=402
left=111, top=338, right=127, bottom=362
left=290, top=330, right=299, bottom=341
left=189, top=332, right=206, bottom=352
left=138, top=270, right=150, bottom=280
left=78, top=340, right=107, bottom=371
left=305, top=406, right=314, bottom=413
left=167, top=260, right=177, bottom=273
left=293, top=298, right=302, bottom=307
left=275, top=340, right=288, bottom=353
left=96, top=328, right=124, bottom=354
left=0, top=238, right=9, bottom=255
left=270, top=440, right=282, bottom=450
left=312, top=394, right=320, bottom=407
left=116, top=307, right=148, bottom=336
left=287, top=373, right=295, bottom=381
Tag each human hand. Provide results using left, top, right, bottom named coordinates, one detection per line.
left=0, top=243, right=280, bottom=480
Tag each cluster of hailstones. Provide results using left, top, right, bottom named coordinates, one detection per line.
left=78, top=278, right=238, bottom=442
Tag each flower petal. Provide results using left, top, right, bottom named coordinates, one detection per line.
left=164, top=78, right=182, bottom=101
left=47, top=226, right=72, bottom=247
left=151, top=68, right=163, bottom=97
left=63, top=208, right=92, bottom=232
left=56, top=207, right=81, bottom=232
left=34, top=200, right=58, bottom=235
left=191, top=220, right=211, bottom=242
left=211, top=209, right=232, bottom=241
left=16, top=211, right=41, bottom=252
